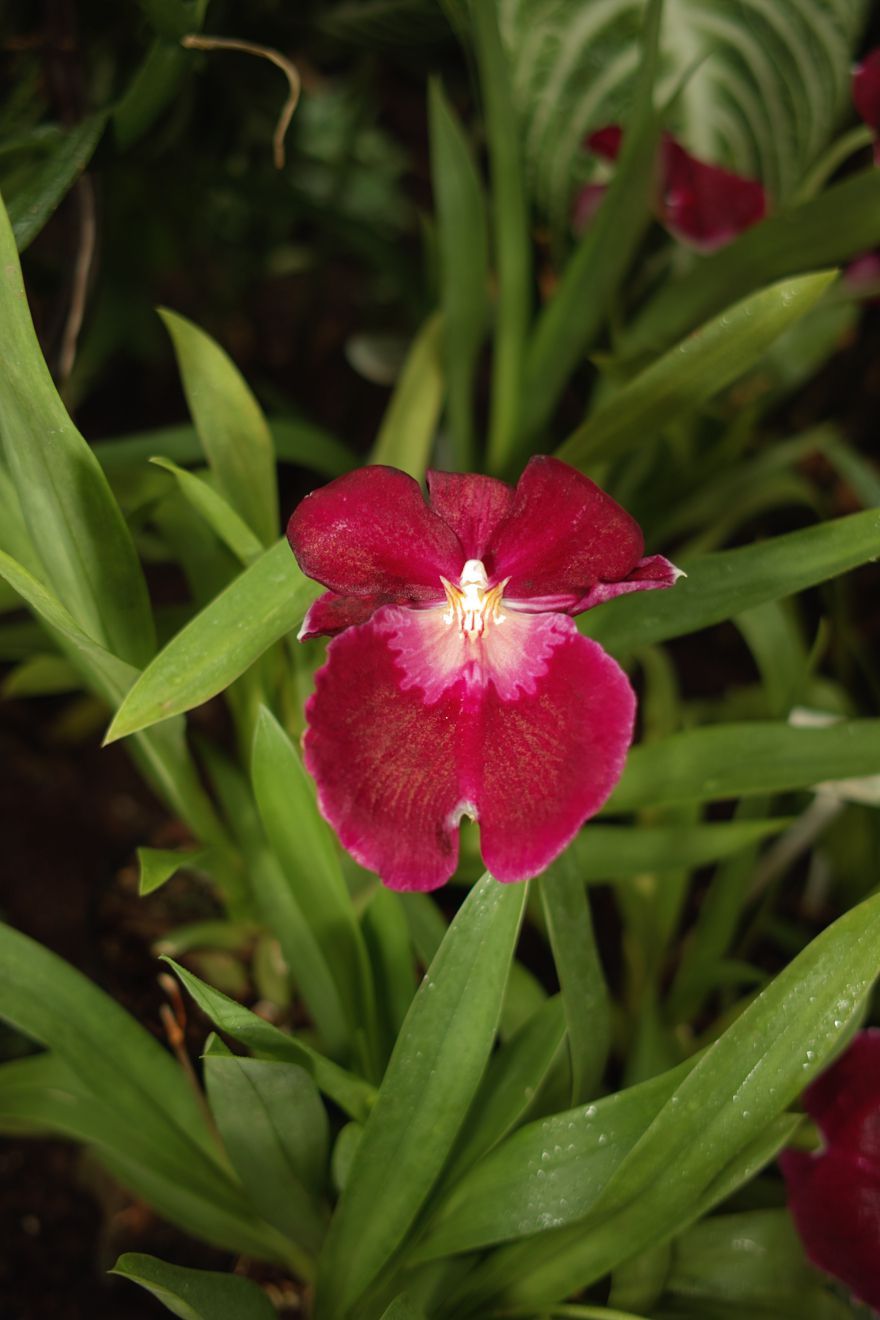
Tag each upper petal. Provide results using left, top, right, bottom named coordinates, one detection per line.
left=426, top=470, right=515, bottom=561
left=486, top=456, right=644, bottom=602
left=660, top=138, right=767, bottom=252
left=287, top=465, right=463, bottom=602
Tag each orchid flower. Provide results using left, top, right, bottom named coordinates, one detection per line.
left=780, top=1030, right=880, bottom=1312
left=854, top=48, right=880, bottom=163
left=575, top=124, right=767, bottom=252
left=286, top=457, right=680, bottom=892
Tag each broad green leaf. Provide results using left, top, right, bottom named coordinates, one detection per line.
left=369, top=313, right=444, bottom=479
left=6, top=114, right=106, bottom=250
left=416, top=1058, right=693, bottom=1260
left=114, top=40, right=191, bottom=151
left=540, top=855, right=610, bottom=1103
left=0, top=549, right=230, bottom=853
left=159, top=309, right=278, bottom=545
left=104, top=540, right=320, bottom=742
left=111, top=1253, right=276, bottom=1320
left=94, top=418, right=356, bottom=478
left=164, top=958, right=376, bottom=1121
left=379, top=1297, right=429, bottom=1320
left=624, top=168, right=880, bottom=360
left=150, top=458, right=264, bottom=564
left=0, top=192, right=155, bottom=666
left=137, top=847, right=211, bottom=897
left=608, top=719, right=880, bottom=812
left=202, top=743, right=351, bottom=1059
left=0, top=1052, right=289, bottom=1262
left=362, top=888, right=418, bottom=1061
left=584, top=508, right=880, bottom=658
left=501, top=0, right=864, bottom=222
left=204, top=1043, right=328, bottom=1259
left=472, top=0, right=532, bottom=470
left=315, top=876, right=527, bottom=1318
left=440, top=994, right=567, bottom=1189
left=251, top=706, right=376, bottom=1054
left=493, top=890, right=880, bottom=1307
left=518, top=0, right=662, bottom=448
left=428, top=80, right=489, bottom=469
left=570, top=819, right=789, bottom=880
left=557, top=272, right=837, bottom=470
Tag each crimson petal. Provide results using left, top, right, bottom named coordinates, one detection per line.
left=486, top=456, right=644, bottom=604
left=427, top=470, right=515, bottom=560
left=780, top=1031, right=880, bottom=1311
left=660, top=138, right=767, bottom=252
left=573, top=555, right=683, bottom=612
left=299, top=590, right=381, bottom=641
left=854, top=49, right=880, bottom=140
left=303, top=605, right=635, bottom=890
left=287, top=465, right=462, bottom=603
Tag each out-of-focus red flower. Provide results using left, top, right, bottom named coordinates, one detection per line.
left=854, top=49, right=880, bottom=163
left=287, top=459, right=680, bottom=892
left=780, top=1030, right=880, bottom=1311
left=575, top=124, right=767, bottom=252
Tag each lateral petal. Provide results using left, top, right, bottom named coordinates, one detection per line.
left=486, top=456, right=644, bottom=603
left=298, top=590, right=381, bottom=641
left=465, top=615, right=636, bottom=882
left=303, top=608, right=468, bottom=892
left=287, top=465, right=462, bottom=602
left=426, top=470, right=515, bottom=560
left=660, top=138, right=767, bottom=252
left=573, top=554, right=683, bottom=612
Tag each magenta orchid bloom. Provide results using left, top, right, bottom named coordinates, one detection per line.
left=854, top=48, right=880, bottom=163
left=575, top=124, right=767, bottom=252
left=286, top=457, right=680, bottom=892
left=780, top=1030, right=880, bottom=1311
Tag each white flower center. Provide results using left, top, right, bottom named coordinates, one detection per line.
left=440, top=559, right=507, bottom=640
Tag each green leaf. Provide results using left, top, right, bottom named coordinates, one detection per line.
left=164, top=958, right=377, bottom=1122
left=6, top=114, right=106, bottom=250
left=150, top=458, right=264, bottom=564
left=159, top=309, right=278, bottom=546
left=104, top=540, right=320, bottom=742
left=362, top=887, right=418, bottom=1061
left=250, top=708, right=376, bottom=1056
left=379, top=1297, right=429, bottom=1320
left=369, top=312, right=444, bottom=479
left=540, top=855, right=610, bottom=1103
left=625, top=168, right=880, bottom=360
left=556, top=272, right=837, bottom=470
left=417, top=1059, right=693, bottom=1260
left=204, top=1044, right=328, bottom=1258
left=608, top=719, right=880, bottom=812
left=94, top=417, right=356, bottom=478
left=569, top=819, right=790, bottom=881
left=0, top=192, right=155, bottom=667
left=137, top=847, right=211, bottom=897
left=493, top=890, right=880, bottom=1307
left=1, top=653, right=80, bottom=697
left=519, top=0, right=662, bottom=447
left=114, top=40, right=190, bottom=151
left=315, top=875, right=527, bottom=1317
left=584, top=508, right=880, bottom=658
left=472, top=0, right=532, bottom=470
left=111, top=1253, right=276, bottom=1320
left=428, top=80, right=489, bottom=469
left=502, top=0, right=864, bottom=222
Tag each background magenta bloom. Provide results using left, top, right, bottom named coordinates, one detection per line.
left=780, top=1030, right=880, bottom=1310
left=854, top=49, right=880, bottom=162
left=287, top=459, right=679, bottom=891
left=576, top=124, right=767, bottom=251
